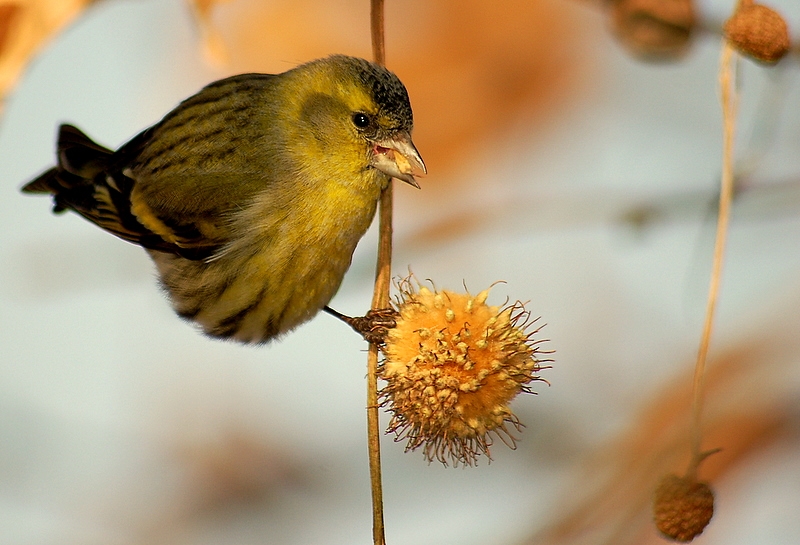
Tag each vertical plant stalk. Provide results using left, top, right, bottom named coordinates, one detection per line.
left=371, top=0, right=386, bottom=66
left=689, top=40, right=737, bottom=478
left=367, top=1, right=388, bottom=544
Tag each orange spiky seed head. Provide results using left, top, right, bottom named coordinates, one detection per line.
left=380, top=280, right=550, bottom=466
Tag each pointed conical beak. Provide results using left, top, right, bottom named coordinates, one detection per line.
left=370, top=132, right=426, bottom=188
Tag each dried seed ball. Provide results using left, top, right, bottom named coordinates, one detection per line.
left=653, top=474, right=715, bottom=542
left=380, top=282, right=548, bottom=466
left=609, top=0, right=696, bottom=60
left=724, top=1, right=790, bottom=64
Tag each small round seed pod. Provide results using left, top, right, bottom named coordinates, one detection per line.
left=653, top=473, right=715, bottom=542
left=608, top=0, right=697, bottom=61
left=380, top=280, right=549, bottom=466
left=724, top=1, right=790, bottom=64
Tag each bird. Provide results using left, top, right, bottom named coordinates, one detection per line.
left=21, top=54, right=425, bottom=344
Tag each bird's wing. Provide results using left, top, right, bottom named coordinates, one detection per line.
left=116, top=73, right=282, bottom=255
left=24, top=74, right=280, bottom=261
left=23, top=124, right=223, bottom=260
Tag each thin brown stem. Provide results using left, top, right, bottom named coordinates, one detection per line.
left=367, top=1, right=388, bottom=544
left=371, top=0, right=386, bottom=66
left=689, top=40, right=737, bottom=479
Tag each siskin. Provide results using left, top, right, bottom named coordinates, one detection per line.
left=22, top=55, right=425, bottom=343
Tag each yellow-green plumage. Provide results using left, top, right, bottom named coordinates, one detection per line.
left=22, top=55, right=424, bottom=343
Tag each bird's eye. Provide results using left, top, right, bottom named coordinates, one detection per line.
left=352, top=112, right=371, bottom=129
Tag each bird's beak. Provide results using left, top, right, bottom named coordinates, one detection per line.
left=370, top=132, right=426, bottom=188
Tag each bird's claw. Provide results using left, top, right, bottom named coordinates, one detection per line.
left=325, top=306, right=398, bottom=345
left=346, top=308, right=399, bottom=345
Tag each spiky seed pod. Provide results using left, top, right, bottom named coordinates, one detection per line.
left=724, top=1, right=790, bottom=64
left=608, top=0, right=696, bottom=61
left=653, top=474, right=715, bottom=542
left=380, top=280, right=549, bottom=466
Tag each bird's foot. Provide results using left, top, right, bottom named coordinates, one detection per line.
left=324, top=306, right=398, bottom=345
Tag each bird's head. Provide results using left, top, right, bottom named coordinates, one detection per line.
left=288, top=55, right=426, bottom=188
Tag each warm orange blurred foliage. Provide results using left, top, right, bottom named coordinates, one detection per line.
left=523, top=323, right=799, bottom=545
left=1, top=0, right=595, bottom=181
left=200, top=0, right=596, bottom=178
left=0, top=0, right=96, bottom=106
left=174, top=431, right=305, bottom=514
left=608, top=0, right=697, bottom=60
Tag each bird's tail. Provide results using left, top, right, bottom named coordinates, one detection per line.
left=20, top=124, right=150, bottom=248
left=22, top=124, right=114, bottom=210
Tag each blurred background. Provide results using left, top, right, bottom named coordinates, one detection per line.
left=1, top=0, right=800, bottom=544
